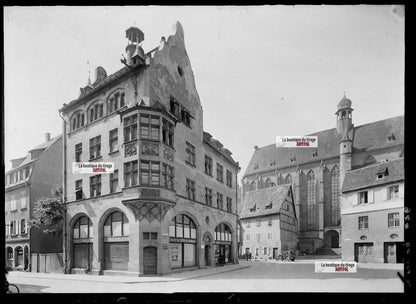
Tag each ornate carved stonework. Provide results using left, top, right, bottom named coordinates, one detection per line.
left=124, top=201, right=174, bottom=223
left=141, top=188, right=161, bottom=197
left=141, top=142, right=159, bottom=156
left=125, top=141, right=138, bottom=157
left=163, top=147, right=174, bottom=162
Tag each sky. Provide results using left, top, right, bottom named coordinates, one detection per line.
left=4, top=5, right=404, bottom=179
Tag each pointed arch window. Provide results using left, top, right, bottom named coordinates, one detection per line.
left=331, top=166, right=340, bottom=226
left=307, top=170, right=316, bottom=229
left=285, top=174, right=292, bottom=184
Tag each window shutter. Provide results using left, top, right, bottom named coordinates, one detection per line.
left=17, top=220, right=20, bottom=235
left=368, top=191, right=374, bottom=204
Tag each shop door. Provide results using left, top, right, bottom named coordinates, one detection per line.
left=73, top=243, right=93, bottom=270
left=273, top=248, right=278, bottom=259
left=355, top=243, right=373, bottom=263
left=143, top=246, right=157, bottom=275
left=384, top=243, right=397, bottom=263
left=104, top=242, right=129, bottom=270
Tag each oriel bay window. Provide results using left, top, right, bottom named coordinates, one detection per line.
left=140, top=160, right=160, bottom=186
left=123, top=114, right=137, bottom=142
left=124, top=161, right=138, bottom=187
left=186, top=179, right=196, bottom=200
left=90, top=175, right=101, bottom=197
left=162, top=118, right=174, bottom=147
left=89, top=136, right=101, bottom=159
left=162, top=163, right=175, bottom=190
left=169, top=214, right=197, bottom=268
left=140, top=114, right=160, bottom=141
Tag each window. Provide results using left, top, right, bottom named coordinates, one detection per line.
left=358, top=216, right=368, bottom=230
left=307, top=170, right=316, bottom=229
left=162, top=163, right=175, bottom=190
left=140, top=160, right=160, bottom=186
left=217, top=193, right=223, bottom=209
left=71, top=111, right=85, bottom=131
left=104, top=211, right=129, bottom=237
left=267, top=233, right=272, bottom=239
left=73, top=216, right=93, bottom=239
left=268, top=219, right=272, bottom=226
left=140, top=114, right=160, bottom=141
left=205, top=188, right=213, bottom=206
left=216, top=163, right=224, bottom=182
left=124, top=114, right=138, bottom=142
left=170, top=96, right=180, bottom=117
left=109, top=92, right=125, bottom=113
left=186, top=179, right=196, bottom=201
left=256, top=220, right=260, bottom=227
left=388, top=185, right=399, bottom=200
left=89, top=135, right=101, bottom=159
left=246, top=234, right=250, bottom=241
left=226, top=197, right=232, bottom=212
left=358, top=191, right=368, bottom=204
left=124, top=161, right=138, bottom=187
left=185, top=142, right=195, bottom=166
left=10, top=197, right=17, bottom=211
left=89, top=102, right=104, bottom=123
left=20, top=219, right=27, bottom=234
left=90, top=175, right=101, bottom=197
left=169, top=214, right=197, bottom=239
left=143, top=232, right=158, bottom=240
left=10, top=221, right=16, bottom=235
left=331, top=166, right=340, bottom=226
left=250, top=204, right=256, bottom=213
left=265, top=202, right=272, bottom=210
left=204, top=155, right=213, bottom=176
left=388, top=213, right=400, bottom=227
left=263, top=247, right=267, bottom=255
left=109, top=129, right=118, bottom=153
left=110, top=170, right=118, bottom=193
left=162, top=118, right=174, bottom=147
left=75, top=143, right=82, bottom=162
left=75, top=180, right=83, bottom=200
left=20, top=193, right=27, bottom=209
left=214, top=223, right=232, bottom=242
left=226, top=170, right=233, bottom=187
left=256, top=233, right=261, bottom=241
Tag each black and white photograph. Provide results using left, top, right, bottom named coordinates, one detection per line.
left=4, top=5, right=406, bottom=295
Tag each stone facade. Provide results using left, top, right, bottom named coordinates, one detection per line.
left=242, top=96, right=403, bottom=253
left=60, top=22, right=240, bottom=276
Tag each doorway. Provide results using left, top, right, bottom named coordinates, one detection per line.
left=143, top=246, right=157, bottom=275
left=273, top=248, right=278, bottom=259
left=354, top=243, right=374, bottom=263
left=204, top=245, right=211, bottom=266
left=384, top=242, right=404, bottom=263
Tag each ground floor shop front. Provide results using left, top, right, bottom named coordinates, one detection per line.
left=66, top=199, right=238, bottom=276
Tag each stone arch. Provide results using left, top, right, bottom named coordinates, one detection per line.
left=202, top=231, right=214, bottom=244
left=6, top=246, right=13, bottom=269
left=86, top=99, right=105, bottom=123
left=325, top=230, right=340, bottom=248
left=107, top=87, right=126, bottom=113
left=168, top=210, right=200, bottom=229
left=98, top=206, right=135, bottom=228
left=215, top=220, right=235, bottom=234
left=14, top=246, right=23, bottom=268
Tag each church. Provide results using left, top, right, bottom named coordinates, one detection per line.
left=241, top=95, right=404, bottom=254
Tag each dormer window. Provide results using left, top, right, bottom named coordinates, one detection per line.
left=71, top=111, right=85, bottom=131
left=376, top=166, right=389, bottom=179
left=265, top=202, right=272, bottom=210
left=290, top=155, right=296, bottom=162
left=250, top=205, right=256, bottom=213
left=312, top=149, right=318, bottom=157
left=88, top=101, right=104, bottom=123
left=387, top=133, right=396, bottom=141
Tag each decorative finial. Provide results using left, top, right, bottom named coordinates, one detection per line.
left=87, top=71, right=92, bottom=87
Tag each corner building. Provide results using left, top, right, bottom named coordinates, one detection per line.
left=60, top=22, right=240, bottom=276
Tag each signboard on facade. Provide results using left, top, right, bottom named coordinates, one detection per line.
left=73, top=162, right=114, bottom=173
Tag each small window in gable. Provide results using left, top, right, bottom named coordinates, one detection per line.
left=387, top=133, right=396, bottom=141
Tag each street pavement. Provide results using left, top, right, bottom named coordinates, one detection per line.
left=7, top=260, right=404, bottom=293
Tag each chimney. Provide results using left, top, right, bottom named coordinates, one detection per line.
left=45, top=132, right=51, bottom=142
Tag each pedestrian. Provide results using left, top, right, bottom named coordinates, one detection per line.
left=249, top=252, right=252, bottom=261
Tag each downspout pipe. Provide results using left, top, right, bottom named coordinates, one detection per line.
left=59, top=110, right=68, bottom=274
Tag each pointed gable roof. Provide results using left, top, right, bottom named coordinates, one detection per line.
left=240, top=184, right=292, bottom=219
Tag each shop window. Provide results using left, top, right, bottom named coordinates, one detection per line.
left=104, top=211, right=129, bottom=237
left=73, top=216, right=93, bottom=239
